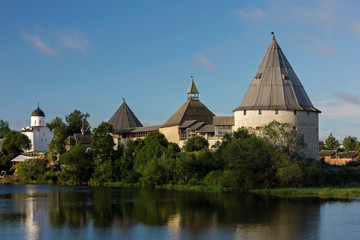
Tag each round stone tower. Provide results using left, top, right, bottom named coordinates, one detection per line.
left=233, top=34, right=321, bottom=160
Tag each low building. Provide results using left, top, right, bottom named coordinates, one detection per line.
left=66, top=133, right=92, bottom=151
left=319, top=150, right=337, bottom=163
left=320, top=150, right=359, bottom=165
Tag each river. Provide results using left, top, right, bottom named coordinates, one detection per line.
left=0, top=184, right=359, bottom=240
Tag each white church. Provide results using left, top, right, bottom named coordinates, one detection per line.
left=21, top=105, right=54, bottom=152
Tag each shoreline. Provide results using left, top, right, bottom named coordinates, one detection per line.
left=2, top=179, right=360, bottom=199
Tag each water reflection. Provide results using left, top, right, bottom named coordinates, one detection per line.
left=0, top=185, right=358, bottom=239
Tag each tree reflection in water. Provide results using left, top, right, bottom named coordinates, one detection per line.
left=0, top=185, right=326, bottom=239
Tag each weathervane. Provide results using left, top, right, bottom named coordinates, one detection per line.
left=271, top=32, right=275, bottom=39
left=191, top=76, right=194, bottom=81
left=122, top=97, right=125, bottom=102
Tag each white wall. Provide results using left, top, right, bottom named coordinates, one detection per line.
left=234, top=109, right=319, bottom=160
left=31, top=116, right=45, bottom=127
left=23, top=127, right=54, bottom=152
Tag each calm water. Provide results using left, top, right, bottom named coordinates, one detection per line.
left=0, top=185, right=360, bottom=240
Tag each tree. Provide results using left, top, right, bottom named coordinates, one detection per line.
left=133, top=131, right=169, bottom=173
left=319, top=140, right=327, bottom=151
left=65, top=110, right=91, bottom=135
left=221, top=136, right=277, bottom=188
left=1, top=131, right=31, bottom=159
left=342, top=136, right=358, bottom=152
left=256, top=121, right=306, bottom=158
left=90, top=122, right=116, bottom=184
left=325, top=133, right=340, bottom=150
left=59, top=143, right=92, bottom=184
left=184, top=135, right=209, bottom=152
left=0, top=119, right=10, bottom=138
left=47, top=117, right=68, bottom=154
left=91, top=122, right=115, bottom=161
left=274, top=153, right=303, bottom=187
left=16, top=158, right=48, bottom=182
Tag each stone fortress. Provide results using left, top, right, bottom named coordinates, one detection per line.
left=108, top=34, right=320, bottom=160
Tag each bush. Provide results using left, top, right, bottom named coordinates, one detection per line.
left=16, top=158, right=48, bottom=183
left=184, top=136, right=209, bottom=152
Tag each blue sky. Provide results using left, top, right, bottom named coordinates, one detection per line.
left=1, top=0, right=360, bottom=141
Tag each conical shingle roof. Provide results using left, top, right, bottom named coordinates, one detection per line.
left=234, top=35, right=320, bottom=112
left=108, top=100, right=143, bottom=131
left=162, top=80, right=215, bottom=128
left=187, top=79, right=199, bottom=94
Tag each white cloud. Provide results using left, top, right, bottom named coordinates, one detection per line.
left=231, top=0, right=356, bottom=36
left=195, top=54, right=217, bottom=70
left=349, top=20, right=360, bottom=37
left=317, top=91, right=360, bottom=119
left=333, top=90, right=360, bottom=105
left=231, top=8, right=265, bottom=21
left=22, top=31, right=56, bottom=56
left=313, top=43, right=337, bottom=57
left=57, top=30, right=88, bottom=51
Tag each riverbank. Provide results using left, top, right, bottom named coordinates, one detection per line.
left=250, top=187, right=360, bottom=199
left=3, top=178, right=360, bottom=199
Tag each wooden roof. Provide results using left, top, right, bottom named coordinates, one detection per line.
left=234, top=35, right=320, bottom=113
left=108, top=101, right=143, bottom=131
left=161, top=99, right=215, bottom=128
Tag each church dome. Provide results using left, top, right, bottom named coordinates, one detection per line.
left=31, top=106, right=45, bottom=117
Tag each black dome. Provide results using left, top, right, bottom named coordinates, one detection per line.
left=31, top=106, right=45, bottom=117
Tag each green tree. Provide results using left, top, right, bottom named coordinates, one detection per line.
left=256, top=120, right=306, bottom=158
left=59, top=143, right=92, bottom=184
left=113, top=139, right=143, bottom=182
left=1, top=131, right=31, bottom=158
left=16, top=158, right=48, bottom=182
left=175, top=152, right=197, bottom=184
left=65, top=110, right=91, bottom=135
left=319, top=140, right=327, bottom=151
left=221, top=136, right=277, bottom=188
left=91, top=122, right=115, bottom=161
left=141, top=155, right=175, bottom=185
left=325, top=133, right=340, bottom=150
left=184, top=135, right=209, bottom=152
left=47, top=117, right=68, bottom=154
left=274, top=153, right=303, bottom=187
left=133, top=131, right=169, bottom=173
left=0, top=119, right=11, bottom=138
left=342, top=136, right=358, bottom=152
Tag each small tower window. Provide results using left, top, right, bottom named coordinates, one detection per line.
left=282, top=73, right=289, bottom=80
left=40, top=120, right=41, bottom=125
left=244, top=110, right=246, bottom=115
left=307, top=111, right=310, bottom=115
left=294, top=110, right=297, bottom=115
left=255, top=73, right=262, bottom=79
left=259, top=110, right=262, bottom=115
left=293, top=126, right=297, bottom=130
left=275, top=109, right=279, bottom=115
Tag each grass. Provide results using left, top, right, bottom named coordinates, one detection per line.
left=250, top=187, right=360, bottom=199
left=157, top=184, right=228, bottom=193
